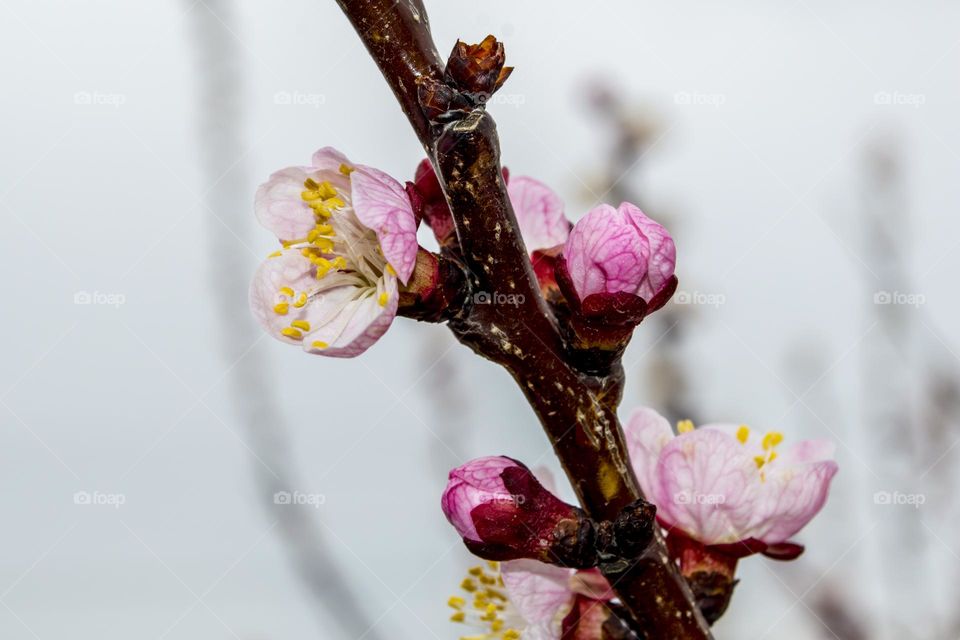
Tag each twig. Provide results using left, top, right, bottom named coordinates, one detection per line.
left=334, top=1, right=712, bottom=636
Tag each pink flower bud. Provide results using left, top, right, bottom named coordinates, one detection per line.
left=561, top=202, right=677, bottom=312
left=441, top=457, right=594, bottom=565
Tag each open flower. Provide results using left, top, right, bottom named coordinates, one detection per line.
left=559, top=202, right=676, bottom=314
left=249, top=148, right=418, bottom=357
left=447, top=560, right=617, bottom=640
left=624, top=406, right=838, bottom=557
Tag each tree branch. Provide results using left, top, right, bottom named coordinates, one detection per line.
left=334, top=1, right=713, bottom=636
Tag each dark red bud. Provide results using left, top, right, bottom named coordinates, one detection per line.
left=444, top=35, right=513, bottom=98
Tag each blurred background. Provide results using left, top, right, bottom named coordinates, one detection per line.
left=1, top=1, right=958, bottom=638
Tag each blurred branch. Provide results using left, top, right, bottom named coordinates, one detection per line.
left=334, top=1, right=712, bottom=636
left=186, top=3, right=384, bottom=638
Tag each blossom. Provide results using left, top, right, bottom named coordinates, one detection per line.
left=440, top=456, right=590, bottom=564
left=560, top=202, right=676, bottom=310
left=249, top=148, right=418, bottom=357
left=624, top=406, right=838, bottom=556
left=506, top=175, right=570, bottom=253
left=447, top=560, right=616, bottom=640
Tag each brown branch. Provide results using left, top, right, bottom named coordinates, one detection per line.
left=334, top=1, right=713, bottom=636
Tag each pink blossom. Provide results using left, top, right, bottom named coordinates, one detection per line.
left=250, top=148, right=418, bottom=357
left=507, top=175, right=570, bottom=252
left=562, top=202, right=676, bottom=303
left=624, top=407, right=837, bottom=554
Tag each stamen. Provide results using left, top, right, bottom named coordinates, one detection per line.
left=291, top=320, right=311, bottom=332
left=273, top=302, right=289, bottom=315
left=267, top=250, right=282, bottom=259
left=311, top=340, right=328, bottom=350
left=281, top=327, right=303, bottom=340
left=293, top=292, right=308, bottom=308
left=736, top=425, right=750, bottom=444
left=677, top=419, right=694, bottom=434
left=339, top=163, right=354, bottom=176
left=279, top=287, right=294, bottom=297
left=385, top=263, right=397, bottom=276
left=378, top=292, right=389, bottom=307
left=762, top=431, right=784, bottom=451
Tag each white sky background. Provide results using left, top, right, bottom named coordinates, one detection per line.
left=1, top=1, right=958, bottom=639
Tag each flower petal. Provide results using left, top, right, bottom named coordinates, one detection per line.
left=623, top=406, right=675, bottom=500
left=351, top=165, right=419, bottom=284
left=507, top=176, right=570, bottom=252
left=501, top=559, right=574, bottom=639
left=302, top=273, right=399, bottom=358
left=655, top=429, right=762, bottom=545
left=254, top=166, right=318, bottom=242
left=311, top=146, right=353, bottom=174
left=562, top=203, right=649, bottom=299
left=620, top=202, right=676, bottom=300
left=752, top=460, right=838, bottom=544
left=249, top=250, right=324, bottom=344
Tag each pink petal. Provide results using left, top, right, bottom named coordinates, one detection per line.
left=507, top=176, right=570, bottom=252
left=249, top=250, right=324, bottom=344
left=254, top=166, right=318, bottom=242
left=441, top=456, right=518, bottom=541
left=301, top=274, right=399, bottom=358
left=311, top=146, right=353, bottom=173
left=752, top=460, right=838, bottom=544
left=623, top=406, right=675, bottom=500
left=562, top=204, right=649, bottom=299
left=620, top=202, right=676, bottom=300
left=778, top=439, right=836, bottom=465
left=655, top=429, right=762, bottom=545
left=351, top=165, right=419, bottom=284
left=501, top=559, right=574, bottom=638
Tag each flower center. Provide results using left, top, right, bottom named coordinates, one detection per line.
left=447, top=562, right=522, bottom=640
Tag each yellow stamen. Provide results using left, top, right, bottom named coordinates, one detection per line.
left=304, top=178, right=320, bottom=190
left=677, top=419, right=694, bottom=434
left=754, top=455, right=766, bottom=469
left=385, top=263, right=397, bottom=276
left=279, top=286, right=294, bottom=297
left=449, top=612, right=465, bottom=623
left=291, top=320, right=310, bottom=332
left=267, top=250, right=282, bottom=258
left=310, top=340, right=328, bottom=350
left=460, top=578, right=477, bottom=592
left=503, top=630, right=521, bottom=640
left=768, top=450, right=778, bottom=463
left=762, top=431, right=784, bottom=451
left=293, top=292, right=308, bottom=308
left=281, top=327, right=303, bottom=340
left=736, top=425, right=750, bottom=444
left=378, top=292, right=389, bottom=307
left=448, top=596, right=466, bottom=609
left=468, top=566, right=483, bottom=577
left=273, top=302, right=289, bottom=315
left=339, top=163, right=354, bottom=176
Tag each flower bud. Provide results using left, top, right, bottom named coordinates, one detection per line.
left=440, top=457, right=597, bottom=567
